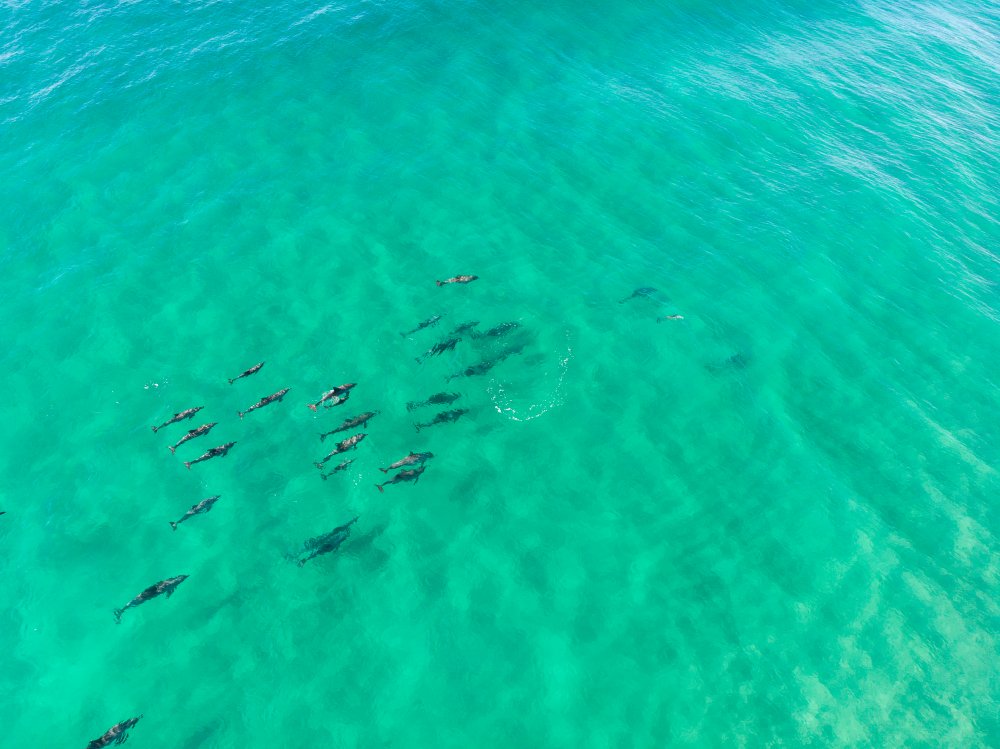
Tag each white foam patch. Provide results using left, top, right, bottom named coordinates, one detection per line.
left=0, top=48, right=23, bottom=66
left=28, top=45, right=105, bottom=104
left=290, top=3, right=346, bottom=29
left=905, top=398, right=996, bottom=477
left=488, top=332, right=571, bottom=422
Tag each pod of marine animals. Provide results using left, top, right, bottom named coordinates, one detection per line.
left=84, top=277, right=702, bottom=745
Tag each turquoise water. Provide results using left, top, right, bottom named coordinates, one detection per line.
left=2, top=0, right=998, bottom=745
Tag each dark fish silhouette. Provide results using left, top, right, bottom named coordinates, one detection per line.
left=375, top=466, right=425, bottom=492
left=414, top=408, right=468, bottom=432
left=619, top=287, right=657, bottom=303
left=170, top=495, right=221, bottom=530
left=400, top=315, right=442, bottom=337
left=449, top=321, right=479, bottom=336
left=416, top=337, right=460, bottom=363
left=473, top=321, right=521, bottom=338
left=446, top=343, right=524, bottom=381
left=447, top=359, right=496, bottom=381
left=151, top=407, right=203, bottom=433
left=167, top=422, right=216, bottom=454
left=406, top=392, right=460, bottom=411
left=238, top=388, right=289, bottom=419
left=320, top=459, right=354, bottom=480
left=308, top=383, right=356, bottom=411
left=297, top=516, right=358, bottom=566
left=185, top=441, right=236, bottom=470
left=228, top=361, right=265, bottom=384
left=436, top=274, right=478, bottom=286
left=86, top=715, right=143, bottom=748
left=319, top=411, right=378, bottom=441
left=706, top=352, right=751, bottom=373
left=379, top=451, right=433, bottom=473
left=314, top=433, right=366, bottom=469
left=114, top=575, right=188, bottom=622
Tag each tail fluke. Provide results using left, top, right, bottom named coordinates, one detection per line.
left=319, top=433, right=325, bottom=442
left=376, top=484, right=384, bottom=493
left=379, top=467, right=388, bottom=473
left=151, top=426, right=158, bottom=433
left=170, top=521, right=178, bottom=531
left=114, top=608, right=123, bottom=623
left=314, top=462, right=322, bottom=470
left=436, top=280, right=444, bottom=286
left=168, top=446, right=176, bottom=454
left=184, top=462, right=191, bottom=470
left=228, top=378, right=234, bottom=385
left=238, top=411, right=244, bottom=420
left=415, top=424, right=422, bottom=432
left=320, top=473, right=327, bottom=481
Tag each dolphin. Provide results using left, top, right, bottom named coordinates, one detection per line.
left=151, top=407, right=203, bottom=433
left=170, top=495, right=221, bottom=530
left=447, top=343, right=525, bottom=381
left=308, top=383, right=356, bottom=411
left=619, top=287, right=657, bottom=303
left=472, top=321, right=521, bottom=338
left=314, top=433, right=366, bottom=469
left=406, top=392, right=460, bottom=411
left=228, top=361, right=265, bottom=385
left=416, top=337, right=461, bottom=363
left=86, top=715, right=143, bottom=748
left=375, top=466, right=425, bottom=492
left=449, top=321, right=479, bottom=336
left=400, top=315, right=442, bottom=337
left=447, top=359, right=498, bottom=381
left=319, top=411, right=379, bottom=441
left=114, top=575, right=188, bottom=622
left=167, top=422, right=216, bottom=454
left=706, top=352, right=750, bottom=373
left=436, top=275, right=478, bottom=286
left=379, top=451, right=433, bottom=473
left=415, top=409, right=468, bottom=432
left=322, top=392, right=351, bottom=409
left=238, top=388, right=289, bottom=419
left=320, top=459, right=354, bottom=480
left=184, top=441, right=236, bottom=470
left=297, top=516, right=358, bottom=566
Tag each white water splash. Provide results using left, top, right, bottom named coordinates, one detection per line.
left=489, top=332, right=572, bottom=422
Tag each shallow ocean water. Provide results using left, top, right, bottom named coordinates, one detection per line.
left=1, top=0, right=998, bottom=746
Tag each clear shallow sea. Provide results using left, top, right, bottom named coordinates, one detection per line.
left=1, top=0, right=998, bottom=746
